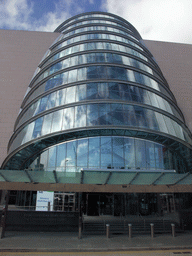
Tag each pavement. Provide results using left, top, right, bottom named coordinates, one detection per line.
left=0, top=230, right=192, bottom=253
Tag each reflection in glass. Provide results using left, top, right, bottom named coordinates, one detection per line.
left=112, top=137, right=124, bottom=167
left=56, top=143, right=66, bottom=167
left=77, top=139, right=88, bottom=167
left=66, top=141, right=76, bottom=166
left=101, top=137, right=112, bottom=167
left=124, top=137, right=135, bottom=168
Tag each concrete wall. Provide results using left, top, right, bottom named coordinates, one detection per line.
left=0, top=30, right=191, bottom=167
left=144, top=40, right=192, bottom=133
left=0, top=29, right=59, bottom=167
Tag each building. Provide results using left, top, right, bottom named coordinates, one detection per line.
left=0, top=12, right=192, bottom=216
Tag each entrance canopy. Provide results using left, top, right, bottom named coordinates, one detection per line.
left=0, top=169, right=192, bottom=193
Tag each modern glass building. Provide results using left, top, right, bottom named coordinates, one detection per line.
left=2, top=12, right=192, bottom=215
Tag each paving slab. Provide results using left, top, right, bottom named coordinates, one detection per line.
left=0, top=231, right=192, bottom=252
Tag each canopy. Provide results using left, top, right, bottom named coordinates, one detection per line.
left=0, top=169, right=191, bottom=193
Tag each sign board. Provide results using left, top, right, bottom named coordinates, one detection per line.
left=36, top=191, right=54, bottom=211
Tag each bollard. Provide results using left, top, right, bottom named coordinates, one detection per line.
left=106, top=224, right=110, bottom=238
left=78, top=217, right=82, bottom=239
left=128, top=224, right=132, bottom=238
left=171, top=223, right=176, bottom=237
left=150, top=223, right=154, bottom=238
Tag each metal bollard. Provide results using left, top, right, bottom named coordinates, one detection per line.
left=171, top=223, right=176, bottom=237
left=78, top=217, right=82, bottom=239
left=106, top=224, right=110, bottom=238
left=128, top=224, right=132, bottom=238
left=150, top=223, right=154, bottom=238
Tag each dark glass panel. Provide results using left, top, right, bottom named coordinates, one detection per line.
left=87, top=104, right=99, bottom=126
left=95, top=52, right=105, bottom=62
left=97, top=83, right=109, bottom=99
left=134, top=106, right=147, bottom=128
left=123, top=105, right=136, bottom=126
left=99, top=104, right=112, bottom=125
left=87, top=83, right=98, bottom=99
left=111, top=103, right=124, bottom=125
left=87, top=66, right=98, bottom=79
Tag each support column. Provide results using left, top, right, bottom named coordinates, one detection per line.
left=0, top=191, right=10, bottom=239
left=78, top=192, right=83, bottom=239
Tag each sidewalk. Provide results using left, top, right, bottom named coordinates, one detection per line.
left=0, top=231, right=192, bottom=252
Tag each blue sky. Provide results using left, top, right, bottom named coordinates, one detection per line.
left=0, top=0, right=192, bottom=44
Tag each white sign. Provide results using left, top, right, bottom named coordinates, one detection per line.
left=36, top=191, right=54, bottom=211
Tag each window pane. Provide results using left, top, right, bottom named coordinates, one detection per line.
left=146, top=141, right=155, bottom=169
left=41, top=113, right=53, bottom=135
left=89, top=137, right=100, bottom=167
left=40, top=150, right=48, bottom=170
left=135, top=139, right=146, bottom=168
left=56, top=143, right=66, bottom=167
left=62, top=107, right=74, bottom=130
left=66, top=86, right=75, bottom=104
left=75, top=105, right=86, bottom=127
left=124, top=137, right=135, bottom=168
left=155, top=144, right=164, bottom=169
left=77, top=139, right=88, bottom=167
left=87, top=104, right=99, bottom=126
left=32, top=117, right=43, bottom=139
left=112, top=137, right=124, bottom=168
left=101, top=137, right=112, bottom=168
left=76, top=84, right=87, bottom=101
left=87, top=83, right=98, bottom=99
left=48, top=147, right=56, bottom=168
left=51, top=110, right=63, bottom=133
left=68, top=69, right=77, bottom=83
left=56, top=89, right=65, bottom=106
left=66, top=141, right=76, bottom=166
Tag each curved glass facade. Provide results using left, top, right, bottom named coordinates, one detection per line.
left=2, top=12, right=192, bottom=173
left=27, top=136, right=186, bottom=173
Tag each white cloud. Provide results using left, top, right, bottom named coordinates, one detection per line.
left=104, top=0, right=192, bottom=44
left=0, top=0, right=81, bottom=32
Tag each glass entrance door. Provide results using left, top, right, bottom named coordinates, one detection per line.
left=54, top=193, right=75, bottom=211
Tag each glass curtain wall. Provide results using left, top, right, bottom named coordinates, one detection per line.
left=3, top=12, right=192, bottom=174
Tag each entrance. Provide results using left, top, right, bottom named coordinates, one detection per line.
left=85, top=193, right=159, bottom=216
left=54, top=193, right=75, bottom=211
left=86, top=193, right=113, bottom=216
left=160, top=194, right=176, bottom=214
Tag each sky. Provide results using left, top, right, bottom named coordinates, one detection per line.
left=0, top=0, right=192, bottom=44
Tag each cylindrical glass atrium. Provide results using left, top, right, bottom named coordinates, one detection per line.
left=2, top=12, right=192, bottom=173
